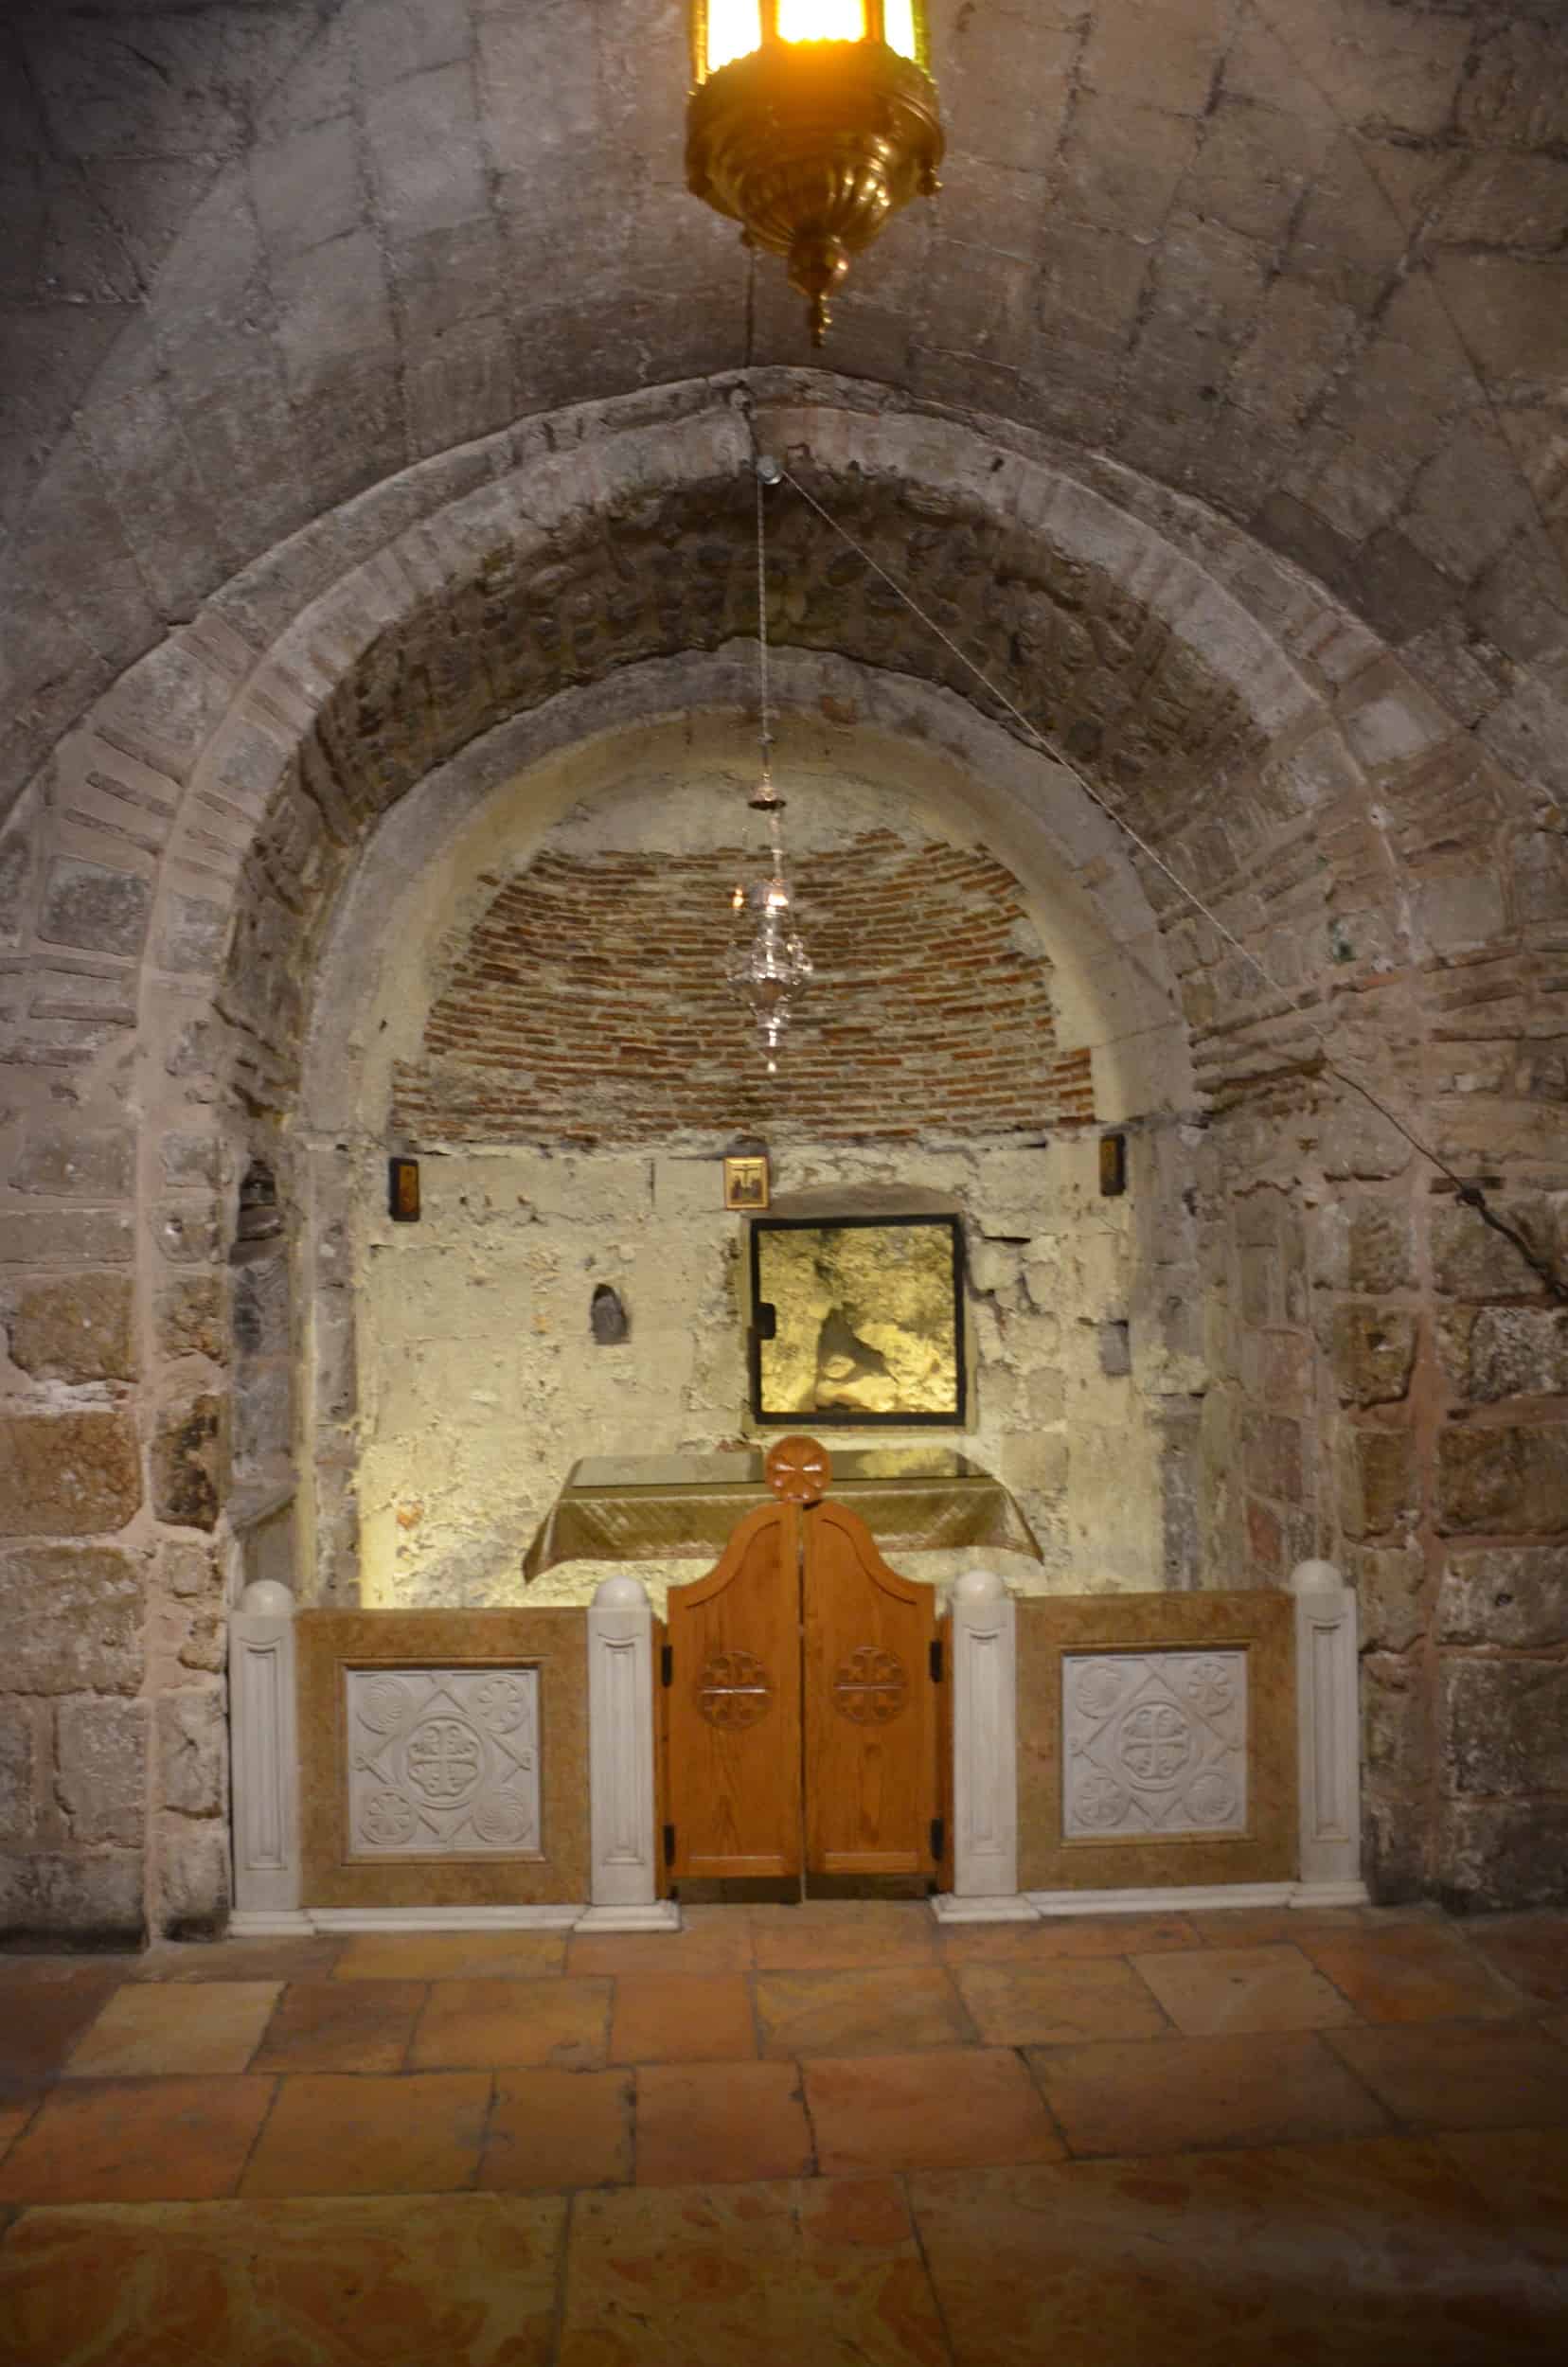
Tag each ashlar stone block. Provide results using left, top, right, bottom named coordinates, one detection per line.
left=1438, top=1422, right=1568, bottom=1535
left=157, top=1690, right=225, bottom=1816
left=0, top=1545, right=143, bottom=1693
left=38, top=855, right=151, bottom=956
left=55, top=1698, right=147, bottom=1846
left=0, top=1412, right=141, bottom=1536
left=6, top=1271, right=134, bottom=1381
left=1437, top=1546, right=1567, bottom=1650
left=151, top=1394, right=223, bottom=1530
left=1442, top=1660, right=1568, bottom=1798
left=0, top=1848, right=145, bottom=1947
left=1332, top=1306, right=1417, bottom=1407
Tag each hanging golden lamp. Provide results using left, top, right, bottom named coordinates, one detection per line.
left=686, top=3, right=944, bottom=345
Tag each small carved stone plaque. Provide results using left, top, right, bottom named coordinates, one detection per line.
left=345, top=1665, right=541, bottom=1858
left=1062, top=1649, right=1247, bottom=1842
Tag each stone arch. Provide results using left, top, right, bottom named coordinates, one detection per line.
left=4, top=385, right=1561, bottom=1939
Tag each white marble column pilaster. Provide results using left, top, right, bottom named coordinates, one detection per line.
left=1290, top=1557, right=1368, bottom=1906
left=579, top=1574, right=679, bottom=1932
left=933, top=1569, right=1036, bottom=1924
left=228, top=1577, right=307, bottom=1933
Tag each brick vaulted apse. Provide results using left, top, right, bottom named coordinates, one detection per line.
left=0, top=2, right=1565, bottom=1944
left=395, top=833, right=1092, bottom=1147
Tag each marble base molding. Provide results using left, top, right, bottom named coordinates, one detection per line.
left=228, top=1903, right=681, bottom=1936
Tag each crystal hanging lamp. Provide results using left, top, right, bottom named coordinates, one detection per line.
left=686, top=3, right=944, bottom=344
left=726, top=458, right=812, bottom=1073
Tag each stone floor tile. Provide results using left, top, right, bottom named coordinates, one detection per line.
left=330, top=1930, right=568, bottom=1982
left=633, top=2062, right=813, bottom=2185
left=754, top=1967, right=971, bottom=2057
left=1185, top=1904, right=1418, bottom=1948
left=1437, top=2127, right=1568, bottom=2264
left=0, top=2192, right=565, bottom=2366
left=1297, top=1923, right=1527, bottom=2023
left=1462, top=1913, right=1568, bottom=2005
left=1027, top=2030, right=1393, bottom=2158
left=937, top=1912, right=1197, bottom=1963
left=748, top=1901, right=939, bottom=1972
left=481, top=2068, right=633, bottom=2191
left=610, top=1972, right=757, bottom=2064
left=953, top=1959, right=1167, bottom=2048
left=567, top=1904, right=755, bottom=1978
left=0, top=1963, right=131, bottom=2097
left=0, top=2098, right=39, bottom=2165
left=409, top=1977, right=611, bottom=2071
left=64, top=1981, right=281, bottom=2076
left=561, top=2175, right=948, bottom=2363
left=250, top=1980, right=425, bottom=2074
left=127, top=1936, right=343, bottom=1984
left=241, top=2071, right=491, bottom=2197
left=805, top=2047, right=1065, bottom=2175
left=0, top=2077, right=274, bottom=2204
left=1327, top=2020, right=1568, bottom=2131
left=1131, top=1944, right=1359, bottom=2037
left=908, top=2134, right=1566, bottom=2362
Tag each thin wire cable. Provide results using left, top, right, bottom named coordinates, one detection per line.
left=775, top=460, right=1568, bottom=1303
left=756, top=462, right=773, bottom=795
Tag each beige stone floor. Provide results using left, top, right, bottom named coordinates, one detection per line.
left=0, top=1899, right=1564, bottom=2364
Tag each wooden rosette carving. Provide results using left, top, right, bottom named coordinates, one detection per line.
left=764, top=1433, right=832, bottom=1504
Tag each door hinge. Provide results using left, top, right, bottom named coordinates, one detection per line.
left=660, top=1644, right=673, bottom=1687
left=930, top=1816, right=945, bottom=1863
left=663, top=1822, right=675, bottom=1867
left=929, top=1638, right=943, bottom=1683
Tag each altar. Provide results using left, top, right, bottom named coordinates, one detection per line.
left=521, top=1445, right=1043, bottom=1610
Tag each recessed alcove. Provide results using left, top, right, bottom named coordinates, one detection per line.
left=297, top=665, right=1206, bottom=1616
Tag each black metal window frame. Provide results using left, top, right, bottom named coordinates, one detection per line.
left=747, top=1211, right=967, bottom=1428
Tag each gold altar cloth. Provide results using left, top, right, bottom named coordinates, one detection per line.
left=522, top=1447, right=1042, bottom=1579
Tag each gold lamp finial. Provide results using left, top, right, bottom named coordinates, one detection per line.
left=686, top=3, right=943, bottom=346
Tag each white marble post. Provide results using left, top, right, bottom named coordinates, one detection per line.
left=1290, top=1557, right=1368, bottom=1905
left=578, top=1575, right=679, bottom=1932
left=933, top=1569, right=1036, bottom=1924
left=228, top=1577, right=307, bottom=1933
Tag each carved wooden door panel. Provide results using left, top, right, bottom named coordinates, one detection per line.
left=663, top=1500, right=802, bottom=1881
left=802, top=1500, right=940, bottom=1878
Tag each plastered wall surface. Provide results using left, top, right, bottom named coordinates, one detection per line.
left=351, top=1131, right=1190, bottom=1611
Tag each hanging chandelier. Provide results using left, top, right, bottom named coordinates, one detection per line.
left=726, top=456, right=812, bottom=1073
left=686, top=3, right=944, bottom=345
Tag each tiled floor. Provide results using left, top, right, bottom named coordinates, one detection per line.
left=0, top=1900, right=1564, bottom=2362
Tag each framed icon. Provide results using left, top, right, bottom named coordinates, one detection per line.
left=388, top=1155, right=421, bottom=1221
left=722, top=1153, right=771, bottom=1212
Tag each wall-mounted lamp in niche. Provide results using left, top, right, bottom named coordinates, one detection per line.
left=388, top=1156, right=420, bottom=1222
left=590, top=1283, right=629, bottom=1344
left=1098, top=1132, right=1127, bottom=1198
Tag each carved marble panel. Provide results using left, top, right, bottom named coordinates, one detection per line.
left=345, top=1665, right=540, bottom=1859
left=1062, top=1649, right=1247, bottom=1841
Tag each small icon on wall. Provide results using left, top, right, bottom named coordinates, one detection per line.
left=388, top=1156, right=421, bottom=1221
left=723, top=1153, right=771, bottom=1212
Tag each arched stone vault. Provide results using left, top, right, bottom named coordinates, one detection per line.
left=3, top=2, right=1567, bottom=828
left=1, top=384, right=1563, bottom=1942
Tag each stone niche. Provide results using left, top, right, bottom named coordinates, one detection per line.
left=302, top=712, right=1203, bottom=1613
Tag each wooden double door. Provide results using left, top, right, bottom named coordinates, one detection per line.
left=660, top=1478, right=943, bottom=1887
